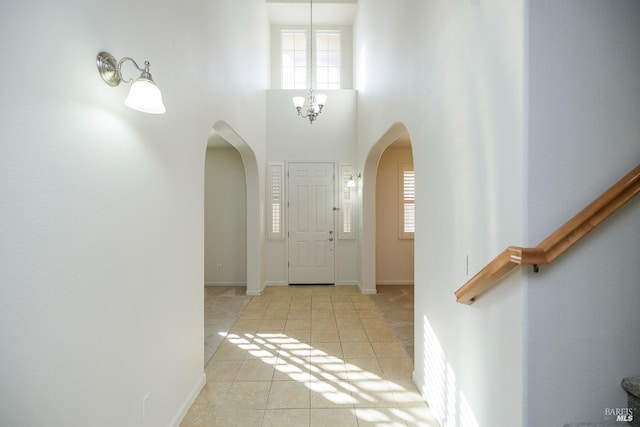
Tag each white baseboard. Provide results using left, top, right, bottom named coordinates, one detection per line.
left=204, top=281, right=246, bottom=287
left=169, top=372, right=206, bottom=427
left=376, top=280, right=415, bottom=286
left=357, top=282, right=377, bottom=295
left=264, top=281, right=287, bottom=286
left=335, top=281, right=359, bottom=286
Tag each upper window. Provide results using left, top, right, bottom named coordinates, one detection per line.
left=280, top=29, right=341, bottom=90
left=315, top=31, right=341, bottom=89
left=281, top=31, right=307, bottom=90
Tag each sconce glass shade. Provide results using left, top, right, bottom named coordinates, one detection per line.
left=124, top=78, right=166, bottom=114
left=346, top=178, right=356, bottom=188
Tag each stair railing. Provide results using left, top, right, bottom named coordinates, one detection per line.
left=455, top=164, right=640, bottom=305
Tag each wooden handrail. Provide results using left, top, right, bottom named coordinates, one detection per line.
left=455, top=164, right=640, bottom=305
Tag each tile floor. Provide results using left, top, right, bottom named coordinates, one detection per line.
left=184, top=285, right=438, bottom=427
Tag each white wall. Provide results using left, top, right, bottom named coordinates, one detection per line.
left=205, top=148, right=247, bottom=285
left=355, top=1, right=525, bottom=426
left=0, top=0, right=268, bottom=425
left=376, top=147, right=414, bottom=285
left=265, top=89, right=358, bottom=286
left=527, top=1, right=640, bottom=425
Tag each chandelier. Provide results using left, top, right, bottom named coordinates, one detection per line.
left=292, top=0, right=327, bottom=124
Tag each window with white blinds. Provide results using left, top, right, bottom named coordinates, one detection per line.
left=339, top=163, right=355, bottom=239
left=268, top=163, right=284, bottom=239
left=399, top=164, right=415, bottom=239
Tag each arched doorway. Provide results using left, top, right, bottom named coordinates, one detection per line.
left=202, top=121, right=263, bottom=365
left=361, top=123, right=415, bottom=358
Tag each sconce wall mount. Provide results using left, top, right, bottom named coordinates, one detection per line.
left=96, top=51, right=166, bottom=114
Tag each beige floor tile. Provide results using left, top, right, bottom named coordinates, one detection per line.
left=244, top=344, right=279, bottom=360
left=309, top=380, right=357, bottom=408
left=263, top=309, right=289, bottom=320
left=332, top=297, right=354, bottom=310
left=333, top=308, right=359, bottom=319
left=211, top=341, right=249, bottom=361
left=341, top=342, right=375, bottom=358
left=309, top=357, right=349, bottom=382
left=234, top=359, right=275, bottom=381
left=343, top=358, right=385, bottom=381
left=258, top=318, right=287, bottom=332
left=362, top=317, right=389, bottom=330
left=354, top=407, right=408, bottom=426
left=310, top=408, right=359, bottom=426
left=312, top=302, right=333, bottom=311
left=311, top=318, right=337, bottom=330
left=365, top=326, right=397, bottom=343
left=222, top=381, right=271, bottom=409
left=282, top=329, right=311, bottom=343
left=357, top=309, right=382, bottom=319
left=392, top=406, right=440, bottom=426
left=312, top=295, right=332, bottom=303
left=210, top=408, right=265, bottom=427
left=378, top=358, right=414, bottom=380
left=350, top=298, right=376, bottom=309
left=204, top=359, right=242, bottom=382
left=179, top=408, right=210, bottom=427
left=286, top=318, right=312, bottom=330
left=331, top=294, right=355, bottom=302
left=188, top=381, right=232, bottom=410
left=336, top=318, right=363, bottom=329
left=263, top=409, right=310, bottom=427
left=267, top=380, right=311, bottom=409
left=339, top=328, right=369, bottom=343
left=311, top=329, right=340, bottom=343
left=184, top=284, right=423, bottom=427
left=229, top=318, right=261, bottom=333
left=372, top=342, right=410, bottom=359
left=391, top=379, right=429, bottom=408
left=335, top=286, right=361, bottom=295
left=309, top=342, right=343, bottom=358
left=279, top=343, right=312, bottom=363
left=288, top=309, right=311, bottom=319
left=350, top=379, right=402, bottom=408
left=311, top=309, right=335, bottom=319
left=273, top=359, right=313, bottom=381
left=246, top=299, right=271, bottom=310
left=240, top=309, right=266, bottom=320
left=291, top=287, right=315, bottom=296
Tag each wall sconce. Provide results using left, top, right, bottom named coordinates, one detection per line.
left=96, top=51, right=166, bottom=114
left=346, top=173, right=361, bottom=188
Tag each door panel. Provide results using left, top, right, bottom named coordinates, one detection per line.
left=288, top=163, right=335, bottom=284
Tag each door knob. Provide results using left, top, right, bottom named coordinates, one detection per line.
left=328, top=237, right=334, bottom=241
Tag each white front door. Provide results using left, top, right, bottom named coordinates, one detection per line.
left=288, top=162, right=335, bottom=284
